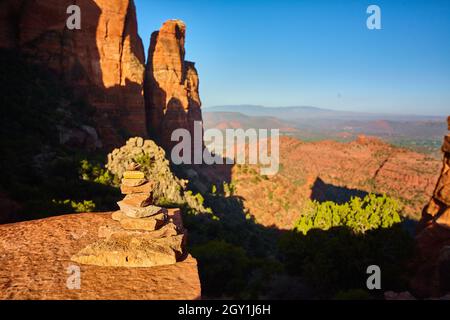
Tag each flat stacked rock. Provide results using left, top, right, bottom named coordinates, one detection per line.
left=72, top=164, right=186, bottom=268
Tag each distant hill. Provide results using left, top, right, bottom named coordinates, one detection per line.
left=205, top=105, right=445, bottom=122
left=203, top=107, right=448, bottom=156
left=224, top=136, right=441, bottom=229
left=203, top=111, right=299, bottom=133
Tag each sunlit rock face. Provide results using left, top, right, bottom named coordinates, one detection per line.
left=0, top=0, right=148, bottom=147
left=412, top=116, right=450, bottom=298
left=144, top=19, right=203, bottom=152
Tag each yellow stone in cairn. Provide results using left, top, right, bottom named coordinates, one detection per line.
left=123, top=171, right=145, bottom=179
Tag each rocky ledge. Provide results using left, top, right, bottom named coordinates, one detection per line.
left=411, top=116, right=450, bottom=297
left=0, top=212, right=201, bottom=300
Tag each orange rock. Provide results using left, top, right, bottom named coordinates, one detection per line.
left=117, top=201, right=167, bottom=218
left=122, top=193, right=152, bottom=207
left=0, top=0, right=148, bottom=148
left=98, top=223, right=144, bottom=239
left=119, top=213, right=166, bottom=231
left=144, top=20, right=203, bottom=151
left=437, top=185, right=450, bottom=206
left=121, top=178, right=148, bottom=187
left=121, top=181, right=155, bottom=195
left=98, top=222, right=179, bottom=240
left=427, top=198, right=442, bottom=217
left=71, top=232, right=177, bottom=268
left=112, top=210, right=126, bottom=222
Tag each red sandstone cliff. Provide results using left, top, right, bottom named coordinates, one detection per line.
left=0, top=0, right=148, bottom=147
left=411, top=116, right=450, bottom=297
left=1, top=2, right=204, bottom=151
left=144, top=20, right=203, bottom=151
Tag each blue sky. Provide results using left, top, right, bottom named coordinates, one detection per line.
left=134, top=0, right=450, bottom=116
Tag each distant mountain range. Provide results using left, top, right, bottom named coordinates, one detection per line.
left=204, top=105, right=445, bottom=122
left=202, top=111, right=298, bottom=133
left=203, top=105, right=448, bottom=156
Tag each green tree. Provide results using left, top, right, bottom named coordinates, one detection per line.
left=294, top=194, right=402, bottom=235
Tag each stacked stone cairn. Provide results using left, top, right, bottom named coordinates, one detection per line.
left=71, top=163, right=186, bottom=267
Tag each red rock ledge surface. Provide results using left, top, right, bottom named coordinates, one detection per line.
left=0, top=212, right=201, bottom=300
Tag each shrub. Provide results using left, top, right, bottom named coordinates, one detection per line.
left=223, top=182, right=236, bottom=197
left=294, top=194, right=402, bottom=235
left=79, top=159, right=117, bottom=186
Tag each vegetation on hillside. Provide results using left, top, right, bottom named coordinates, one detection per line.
left=294, top=194, right=402, bottom=235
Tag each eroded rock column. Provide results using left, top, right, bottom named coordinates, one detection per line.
left=144, top=20, right=203, bottom=153
left=412, top=116, right=450, bottom=297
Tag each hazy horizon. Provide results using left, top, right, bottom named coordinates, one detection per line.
left=135, top=0, right=450, bottom=117
left=202, top=104, right=448, bottom=118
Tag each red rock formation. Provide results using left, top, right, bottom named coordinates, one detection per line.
left=0, top=0, right=147, bottom=147
left=145, top=20, right=203, bottom=152
left=214, top=135, right=440, bottom=229
left=411, top=116, right=450, bottom=297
